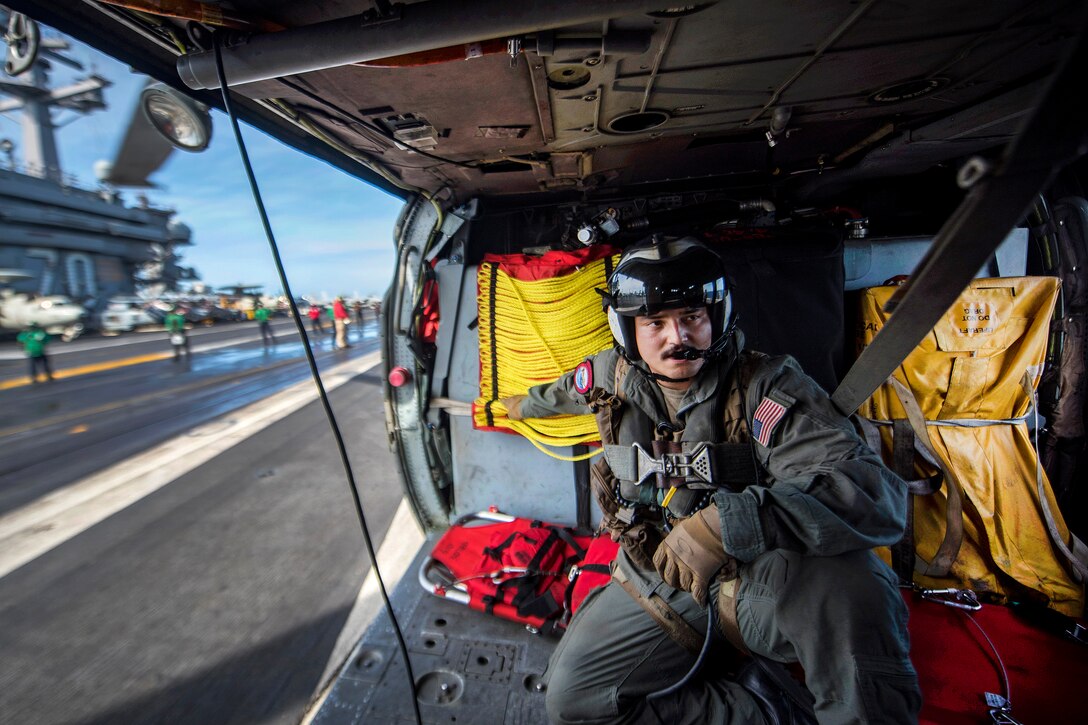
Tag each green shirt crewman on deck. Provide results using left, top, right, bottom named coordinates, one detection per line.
left=17, top=322, right=53, bottom=383
left=503, top=236, right=920, bottom=725
left=164, top=307, right=189, bottom=361
left=254, top=304, right=275, bottom=346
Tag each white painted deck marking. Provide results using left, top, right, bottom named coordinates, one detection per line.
left=303, top=498, right=425, bottom=722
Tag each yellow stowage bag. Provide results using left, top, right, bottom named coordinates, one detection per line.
left=859, top=277, right=1084, bottom=615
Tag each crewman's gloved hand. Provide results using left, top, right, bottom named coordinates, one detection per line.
left=500, top=395, right=527, bottom=420
left=653, top=504, right=736, bottom=606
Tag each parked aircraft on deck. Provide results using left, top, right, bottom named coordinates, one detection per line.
left=0, top=268, right=84, bottom=338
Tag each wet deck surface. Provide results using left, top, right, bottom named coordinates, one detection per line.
left=1, top=318, right=370, bottom=514
left=0, top=316, right=408, bottom=724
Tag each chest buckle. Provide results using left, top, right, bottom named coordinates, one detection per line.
left=634, top=442, right=713, bottom=487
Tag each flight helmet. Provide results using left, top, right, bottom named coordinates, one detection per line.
left=604, top=235, right=735, bottom=363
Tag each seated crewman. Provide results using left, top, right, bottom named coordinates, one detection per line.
left=503, top=236, right=920, bottom=724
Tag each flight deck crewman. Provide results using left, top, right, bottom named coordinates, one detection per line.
left=254, top=302, right=275, bottom=346
left=18, top=321, right=53, bottom=383
left=164, top=306, right=189, bottom=361
left=333, top=296, right=351, bottom=350
left=502, top=237, right=920, bottom=725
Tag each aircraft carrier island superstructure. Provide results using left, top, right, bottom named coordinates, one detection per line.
left=0, top=7, right=196, bottom=325
left=0, top=166, right=195, bottom=303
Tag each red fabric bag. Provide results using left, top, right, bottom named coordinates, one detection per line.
left=424, top=512, right=596, bottom=633
left=569, top=536, right=620, bottom=616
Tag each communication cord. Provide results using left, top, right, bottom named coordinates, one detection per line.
left=211, top=34, right=423, bottom=725
left=647, top=602, right=715, bottom=700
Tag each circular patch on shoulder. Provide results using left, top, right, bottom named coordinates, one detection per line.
left=573, top=361, right=593, bottom=394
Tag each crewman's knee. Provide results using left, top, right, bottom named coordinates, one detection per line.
left=544, top=614, right=620, bottom=725
left=743, top=549, right=909, bottom=655
left=815, top=550, right=906, bottom=631
left=783, top=550, right=904, bottom=622
left=544, top=670, right=615, bottom=725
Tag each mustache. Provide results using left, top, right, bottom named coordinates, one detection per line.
left=664, top=345, right=700, bottom=360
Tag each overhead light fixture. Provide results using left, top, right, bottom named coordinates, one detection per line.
left=139, top=83, right=213, bottom=152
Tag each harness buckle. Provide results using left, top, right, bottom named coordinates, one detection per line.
left=919, top=587, right=982, bottom=611
left=633, top=443, right=713, bottom=486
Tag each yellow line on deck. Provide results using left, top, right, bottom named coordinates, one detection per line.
left=0, top=355, right=307, bottom=438
left=0, top=352, right=174, bottom=391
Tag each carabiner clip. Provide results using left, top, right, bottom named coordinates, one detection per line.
left=990, top=707, right=1023, bottom=724
left=920, top=587, right=982, bottom=611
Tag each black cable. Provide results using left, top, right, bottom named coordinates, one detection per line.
left=647, top=600, right=715, bottom=700
left=212, top=33, right=423, bottom=725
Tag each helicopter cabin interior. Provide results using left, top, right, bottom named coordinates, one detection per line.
left=8, top=1, right=1088, bottom=723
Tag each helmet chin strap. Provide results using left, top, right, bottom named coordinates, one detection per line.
left=650, top=370, right=695, bottom=383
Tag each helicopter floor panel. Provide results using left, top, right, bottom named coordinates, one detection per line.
left=312, top=539, right=555, bottom=725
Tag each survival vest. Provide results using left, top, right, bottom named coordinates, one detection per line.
left=587, top=350, right=765, bottom=568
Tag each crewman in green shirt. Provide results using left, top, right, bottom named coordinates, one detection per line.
left=164, top=306, right=189, bottom=361
left=17, top=322, right=53, bottom=383
left=254, top=303, right=275, bottom=346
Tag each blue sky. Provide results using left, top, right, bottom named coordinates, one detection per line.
left=0, top=24, right=404, bottom=300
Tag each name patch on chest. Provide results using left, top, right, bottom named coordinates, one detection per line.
left=573, top=361, right=593, bottom=394
left=752, top=396, right=790, bottom=447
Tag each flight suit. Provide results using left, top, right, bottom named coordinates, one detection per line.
left=516, top=335, right=920, bottom=724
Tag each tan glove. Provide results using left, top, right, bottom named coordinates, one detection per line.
left=653, top=504, right=736, bottom=606
left=499, top=395, right=527, bottom=420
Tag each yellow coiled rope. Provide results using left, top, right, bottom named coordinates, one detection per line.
left=474, top=254, right=618, bottom=461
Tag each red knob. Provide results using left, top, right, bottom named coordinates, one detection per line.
left=388, top=366, right=411, bottom=387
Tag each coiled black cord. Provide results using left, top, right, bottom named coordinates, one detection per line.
left=211, top=33, right=423, bottom=725
left=647, top=601, right=715, bottom=700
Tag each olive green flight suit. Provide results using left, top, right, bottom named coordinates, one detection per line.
left=519, top=336, right=921, bottom=724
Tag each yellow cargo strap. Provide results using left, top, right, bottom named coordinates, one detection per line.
left=474, top=254, right=618, bottom=460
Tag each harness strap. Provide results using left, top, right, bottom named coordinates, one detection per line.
left=488, top=522, right=599, bottom=620
left=613, top=566, right=704, bottom=655
left=483, top=531, right=521, bottom=561
left=510, top=526, right=567, bottom=618
left=549, top=524, right=591, bottom=561
left=887, top=376, right=964, bottom=578
left=716, top=576, right=749, bottom=655
left=563, top=562, right=612, bottom=623
left=856, top=408, right=942, bottom=497
left=890, top=419, right=918, bottom=584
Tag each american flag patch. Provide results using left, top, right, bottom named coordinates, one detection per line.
left=752, top=396, right=788, bottom=447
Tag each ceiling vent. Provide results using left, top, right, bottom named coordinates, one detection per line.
left=868, top=78, right=948, bottom=104
left=606, top=110, right=670, bottom=134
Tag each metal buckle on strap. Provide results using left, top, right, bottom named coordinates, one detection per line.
left=633, top=443, right=713, bottom=486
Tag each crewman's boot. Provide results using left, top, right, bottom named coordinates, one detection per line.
left=735, top=659, right=818, bottom=725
